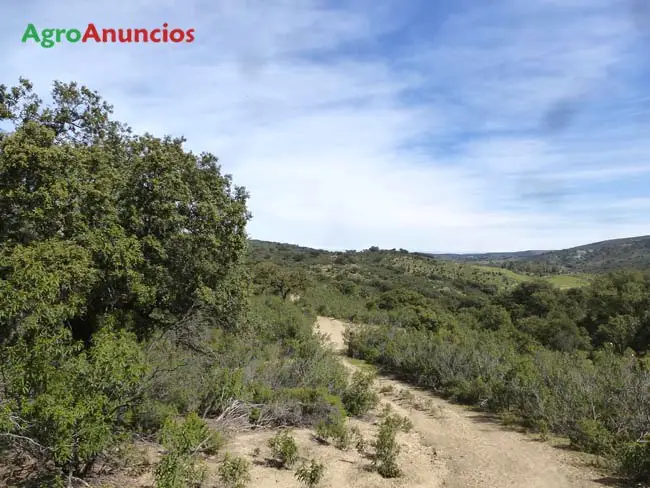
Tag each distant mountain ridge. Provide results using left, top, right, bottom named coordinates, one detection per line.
left=421, top=235, right=650, bottom=272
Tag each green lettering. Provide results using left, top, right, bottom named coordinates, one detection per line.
left=21, top=23, right=40, bottom=43
left=66, top=29, right=81, bottom=42
left=41, top=28, right=55, bottom=48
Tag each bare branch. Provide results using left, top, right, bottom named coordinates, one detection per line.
left=0, top=432, right=52, bottom=452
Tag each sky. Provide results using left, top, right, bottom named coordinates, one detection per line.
left=2, top=0, right=650, bottom=253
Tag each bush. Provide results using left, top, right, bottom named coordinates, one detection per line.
left=372, top=416, right=402, bottom=478
left=154, top=413, right=222, bottom=488
left=0, top=326, right=147, bottom=480
left=295, top=459, right=326, bottom=487
left=569, top=419, right=614, bottom=455
left=275, top=387, right=346, bottom=426
left=154, top=451, right=206, bottom=488
left=617, top=439, right=650, bottom=483
left=315, top=416, right=352, bottom=450
left=218, top=453, right=251, bottom=488
left=383, top=413, right=413, bottom=434
left=268, top=430, right=299, bottom=468
left=349, top=425, right=367, bottom=454
left=133, top=398, right=179, bottom=434
left=342, top=371, right=379, bottom=417
left=158, top=413, right=224, bottom=456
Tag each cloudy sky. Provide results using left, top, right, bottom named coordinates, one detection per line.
left=2, top=0, right=650, bottom=252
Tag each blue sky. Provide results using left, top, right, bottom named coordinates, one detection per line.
left=2, top=0, right=649, bottom=252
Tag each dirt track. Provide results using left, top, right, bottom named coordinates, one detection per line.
left=315, top=316, right=603, bottom=488
left=87, top=317, right=606, bottom=488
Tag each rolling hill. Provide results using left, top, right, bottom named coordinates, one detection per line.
left=421, top=235, right=650, bottom=273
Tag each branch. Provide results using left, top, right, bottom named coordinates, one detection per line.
left=0, top=432, right=52, bottom=452
left=69, top=475, right=90, bottom=487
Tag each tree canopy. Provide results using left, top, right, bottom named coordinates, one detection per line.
left=0, top=78, right=251, bottom=343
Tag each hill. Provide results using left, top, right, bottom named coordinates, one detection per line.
left=421, top=235, right=650, bottom=274
left=527, top=235, right=650, bottom=272
left=248, top=240, right=591, bottom=297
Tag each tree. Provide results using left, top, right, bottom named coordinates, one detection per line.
left=596, top=315, right=641, bottom=353
left=477, top=304, right=513, bottom=331
left=253, top=262, right=309, bottom=300
left=0, top=78, right=251, bottom=483
left=0, top=78, right=251, bottom=342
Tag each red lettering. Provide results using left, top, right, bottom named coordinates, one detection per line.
left=162, top=23, right=169, bottom=42
left=102, top=28, right=117, bottom=42
left=185, top=28, right=195, bottom=42
left=134, top=29, right=148, bottom=42
left=150, top=29, right=161, bottom=42
left=118, top=29, right=132, bottom=42
left=82, top=23, right=101, bottom=42
left=170, top=29, right=184, bottom=42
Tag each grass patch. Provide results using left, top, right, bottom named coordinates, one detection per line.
left=345, top=358, right=378, bottom=374
left=543, top=274, right=591, bottom=289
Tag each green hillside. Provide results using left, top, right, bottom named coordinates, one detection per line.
left=527, top=235, right=650, bottom=272
left=248, top=240, right=591, bottom=297
left=425, top=235, right=650, bottom=274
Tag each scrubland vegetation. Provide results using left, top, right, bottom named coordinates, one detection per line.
left=1, top=78, right=649, bottom=486
left=248, top=241, right=650, bottom=482
left=0, top=80, right=374, bottom=487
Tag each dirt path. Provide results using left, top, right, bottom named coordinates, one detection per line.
left=316, top=316, right=604, bottom=488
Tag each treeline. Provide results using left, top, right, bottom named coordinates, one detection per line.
left=497, top=260, right=562, bottom=276
left=0, top=80, right=371, bottom=487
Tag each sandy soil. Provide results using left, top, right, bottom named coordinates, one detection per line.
left=315, top=316, right=604, bottom=488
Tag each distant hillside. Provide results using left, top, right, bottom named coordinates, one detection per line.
left=525, top=235, right=650, bottom=272
left=247, top=240, right=589, bottom=295
left=417, top=250, right=548, bottom=262
left=418, top=235, right=650, bottom=273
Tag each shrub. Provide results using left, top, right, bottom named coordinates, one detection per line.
left=372, top=416, right=402, bottom=478
left=617, top=439, right=650, bottom=482
left=384, top=414, right=413, bottom=434
left=268, top=430, right=299, bottom=468
left=218, top=453, right=251, bottom=488
left=133, top=398, right=179, bottom=434
left=154, top=413, right=222, bottom=488
left=248, top=407, right=262, bottom=425
left=315, top=416, right=352, bottom=450
left=275, top=387, right=346, bottom=426
left=349, top=426, right=367, bottom=454
left=0, top=326, right=147, bottom=480
left=569, top=419, right=614, bottom=455
left=377, top=403, right=393, bottom=418
left=154, top=451, right=206, bottom=488
left=342, top=371, right=379, bottom=417
left=295, top=459, right=326, bottom=487
left=158, top=412, right=224, bottom=456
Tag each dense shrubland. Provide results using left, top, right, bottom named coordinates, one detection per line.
left=249, top=241, right=650, bottom=482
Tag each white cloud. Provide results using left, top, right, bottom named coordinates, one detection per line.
left=1, top=0, right=649, bottom=252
